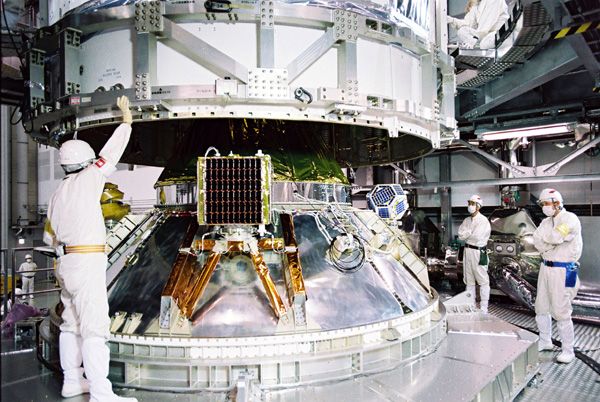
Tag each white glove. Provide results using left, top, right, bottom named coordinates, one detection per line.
left=117, top=96, right=132, bottom=125
left=447, top=16, right=465, bottom=29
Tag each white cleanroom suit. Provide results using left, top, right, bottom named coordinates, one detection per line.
left=448, top=0, right=510, bottom=49
left=458, top=197, right=491, bottom=313
left=45, top=97, right=137, bottom=401
left=18, top=256, right=37, bottom=299
left=533, top=190, right=582, bottom=364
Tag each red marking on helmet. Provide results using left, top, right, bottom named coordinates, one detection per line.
left=95, top=158, right=106, bottom=168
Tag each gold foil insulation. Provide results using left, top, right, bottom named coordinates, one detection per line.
left=179, top=252, right=221, bottom=318
left=194, top=239, right=216, bottom=252
left=165, top=228, right=289, bottom=323
left=153, top=119, right=349, bottom=193
left=280, top=214, right=307, bottom=303
left=101, top=182, right=130, bottom=223
left=229, top=119, right=348, bottom=184
left=257, top=238, right=285, bottom=251
left=250, top=252, right=287, bottom=318
left=227, top=241, right=245, bottom=253
left=161, top=221, right=199, bottom=321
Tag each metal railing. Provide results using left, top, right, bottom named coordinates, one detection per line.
left=1, top=249, right=8, bottom=318
left=1, top=247, right=61, bottom=318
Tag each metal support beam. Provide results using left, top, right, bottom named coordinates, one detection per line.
left=453, top=139, right=527, bottom=176
left=258, top=4, right=275, bottom=68
left=435, top=0, right=448, bottom=50
left=388, top=163, right=420, bottom=183
left=26, top=49, right=45, bottom=110
left=1, top=106, right=11, bottom=251
left=258, top=27, right=275, bottom=68
left=542, top=135, right=600, bottom=174
left=161, top=18, right=249, bottom=83
left=287, top=28, right=336, bottom=83
left=543, top=0, right=600, bottom=87
left=566, top=35, right=600, bottom=87
left=439, top=154, right=452, bottom=247
left=59, top=28, right=82, bottom=97
left=135, top=32, right=157, bottom=101
left=337, top=40, right=358, bottom=87
left=1, top=106, right=10, bottom=318
left=403, top=173, right=600, bottom=189
left=420, top=53, right=437, bottom=112
left=463, top=41, right=582, bottom=119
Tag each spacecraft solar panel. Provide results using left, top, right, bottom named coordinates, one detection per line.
left=378, top=208, right=390, bottom=219
left=373, top=186, right=396, bottom=206
left=395, top=201, right=405, bottom=215
left=198, top=156, right=269, bottom=225
left=392, top=185, right=404, bottom=195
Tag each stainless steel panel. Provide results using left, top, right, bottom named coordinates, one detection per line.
left=267, top=310, right=537, bottom=402
left=371, top=253, right=430, bottom=312
left=108, top=215, right=194, bottom=333
left=292, top=213, right=406, bottom=329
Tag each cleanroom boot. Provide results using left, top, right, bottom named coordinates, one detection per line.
left=466, top=285, right=476, bottom=305
left=480, top=285, right=490, bottom=314
left=60, top=332, right=90, bottom=398
left=556, top=319, right=576, bottom=364
left=82, top=337, right=138, bottom=402
left=535, top=314, right=554, bottom=352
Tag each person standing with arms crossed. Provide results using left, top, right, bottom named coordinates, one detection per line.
left=458, top=194, right=491, bottom=313
left=44, top=96, right=137, bottom=401
left=534, top=188, right=582, bottom=364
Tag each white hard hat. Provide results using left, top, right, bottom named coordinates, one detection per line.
left=59, top=140, right=95, bottom=166
left=538, top=188, right=563, bottom=206
left=15, top=288, right=23, bottom=296
left=468, top=194, right=483, bottom=207
left=25, top=254, right=32, bottom=260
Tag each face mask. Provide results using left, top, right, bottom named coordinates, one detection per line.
left=542, top=205, right=555, bottom=217
left=467, top=205, right=477, bottom=214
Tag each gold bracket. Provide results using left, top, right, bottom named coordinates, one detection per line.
left=250, top=252, right=287, bottom=318
left=280, top=214, right=307, bottom=326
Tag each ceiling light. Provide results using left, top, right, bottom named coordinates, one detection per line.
left=480, top=123, right=573, bottom=141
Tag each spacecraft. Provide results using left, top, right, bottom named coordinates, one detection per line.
left=28, top=0, right=538, bottom=399
left=45, top=146, right=439, bottom=391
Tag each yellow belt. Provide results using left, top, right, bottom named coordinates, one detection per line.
left=64, top=244, right=107, bottom=254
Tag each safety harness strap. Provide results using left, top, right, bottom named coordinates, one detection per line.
left=64, top=245, right=107, bottom=254
left=465, top=243, right=486, bottom=251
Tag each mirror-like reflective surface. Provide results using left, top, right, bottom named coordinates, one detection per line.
left=107, top=208, right=432, bottom=337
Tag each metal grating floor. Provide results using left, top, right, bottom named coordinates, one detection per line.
left=489, top=305, right=600, bottom=402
